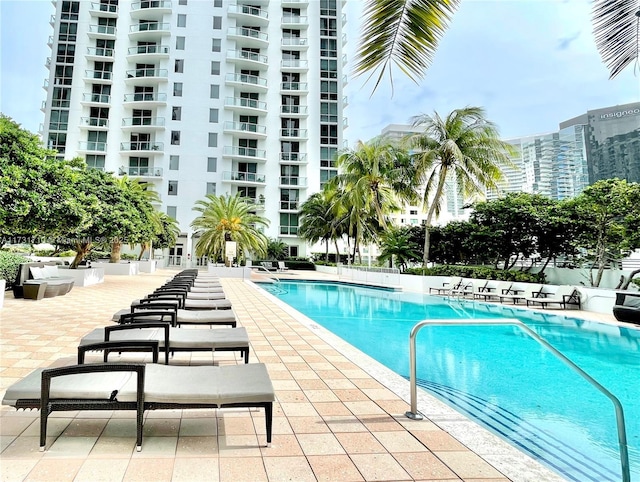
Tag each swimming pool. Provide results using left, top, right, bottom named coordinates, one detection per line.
left=257, top=280, right=640, bottom=482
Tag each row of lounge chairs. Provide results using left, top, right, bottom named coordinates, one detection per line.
left=2, top=269, right=275, bottom=452
left=430, top=277, right=581, bottom=309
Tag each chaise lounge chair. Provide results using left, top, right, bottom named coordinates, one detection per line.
left=472, top=280, right=513, bottom=301
left=116, top=303, right=238, bottom=327
left=429, top=277, right=463, bottom=295
left=1, top=341, right=274, bottom=452
left=498, top=284, right=543, bottom=305
left=612, top=292, right=640, bottom=324
left=525, top=285, right=581, bottom=310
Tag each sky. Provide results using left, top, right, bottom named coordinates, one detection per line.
left=0, top=0, right=638, bottom=145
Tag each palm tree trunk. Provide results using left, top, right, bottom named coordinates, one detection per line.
left=422, top=169, right=448, bottom=266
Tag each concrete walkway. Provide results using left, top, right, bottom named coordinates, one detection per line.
left=0, top=268, right=588, bottom=481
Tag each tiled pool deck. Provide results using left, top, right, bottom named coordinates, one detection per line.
left=0, top=269, right=618, bottom=481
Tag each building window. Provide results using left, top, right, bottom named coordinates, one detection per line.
left=212, top=16, right=222, bottom=29
left=49, top=110, right=69, bottom=130
left=176, top=36, right=185, bottom=50
left=208, top=133, right=217, bottom=147
left=169, top=155, right=179, bottom=170
left=85, top=154, right=105, bottom=170
left=168, top=181, right=178, bottom=195
left=174, top=59, right=184, bottom=73
left=172, top=106, right=182, bottom=121
left=207, top=157, right=217, bottom=172
left=171, top=131, right=181, bottom=145
left=211, top=38, right=221, bottom=52
left=173, top=82, right=183, bottom=96
left=209, top=109, right=218, bottom=123
left=210, top=61, right=220, bottom=75
left=178, top=0, right=187, bottom=4
left=213, top=0, right=222, bottom=6
left=167, top=206, right=177, bottom=219
left=210, top=84, right=219, bottom=99
left=206, top=182, right=216, bottom=195
left=177, top=14, right=187, bottom=27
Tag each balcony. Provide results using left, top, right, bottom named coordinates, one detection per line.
left=228, top=4, right=269, bottom=27
left=282, top=0, right=308, bottom=5
left=280, top=128, right=308, bottom=140
left=129, top=22, right=171, bottom=41
left=222, top=171, right=266, bottom=184
left=279, top=225, right=299, bottom=236
left=227, top=27, right=268, bottom=48
left=87, top=24, right=117, bottom=39
left=226, top=49, right=268, bottom=69
left=123, top=92, right=167, bottom=106
left=224, top=96, right=267, bottom=115
left=281, top=37, right=308, bottom=50
left=225, top=73, right=267, bottom=93
left=279, top=152, right=307, bottom=164
left=78, top=141, right=108, bottom=152
left=81, top=93, right=111, bottom=105
left=223, top=146, right=267, bottom=162
left=280, top=59, right=308, bottom=71
left=89, top=2, right=118, bottom=17
left=127, top=44, right=170, bottom=60
left=122, top=117, right=166, bottom=131
left=223, top=121, right=267, bottom=139
left=246, top=197, right=266, bottom=211
left=125, top=68, right=168, bottom=86
left=120, top=141, right=164, bottom=153
left=281, top=16, right=308, bottom=28
left=279, top=176, right=307, bottom=188
left=280, top=81, right=308, bottom=93
left=86, top=47, right=114, bottom=60
left=84, top=70, right=113, bottom=84
left=130, top=0, right=172, bottom=19
left=119, top=166, right=164, bottom=178
left=280, top=105, right=308, bottom=117
left=79, top=117, right=109, bottom=129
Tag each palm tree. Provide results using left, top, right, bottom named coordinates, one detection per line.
left=266, top=238, right=289, bottom=260
left=377, top=226, right=422, bottom=271
left=191, top=193, right=269, bottom=264
left=299, top=189, right=348, bottom=262
left=406, top=106, right=515, bottom=265
left=355, top=0, right=638, bottom=89
left=140, top=212, right=181, bottom=260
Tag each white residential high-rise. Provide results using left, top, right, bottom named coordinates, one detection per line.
left=42, top=0, right=347, bottom=264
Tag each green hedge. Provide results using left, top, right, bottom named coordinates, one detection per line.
left=252, top=259, right=316, bottom=270
left=0, top=251, right=30, bottom=289
left=404, top=265, right=546, bottom=283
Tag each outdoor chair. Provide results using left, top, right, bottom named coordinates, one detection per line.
left=277, top=261, right=289, bottom=272
left=429, top=277, right=463, bottom=295
left=2, top=341, right=274, bottom=452
left=498, top=284, right=543, bottom=304
left=525, top=286, right=581, bottom=310
left=612, top=292, right=640, bottom=324
left=473, top=281, right=514, bottom=301
left=117, top=303, right=238, bottom=327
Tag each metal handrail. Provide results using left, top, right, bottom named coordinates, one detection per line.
left=405, top=318, right=630, bottom=482
left=252, top=265, right=280, bottom=282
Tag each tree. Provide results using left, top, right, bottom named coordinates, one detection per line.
left=406, top=106, right=514, bottom=265
left=266, top=238, right=288, bottom=260
left=140, top=212, right=180, bottom=260
left=376, top=226, right=422, bottom=271
left=0, top=115, right=92, bottom=244
left=567, top=178, right=640, bottom=287
left=191, top=193, right=269, bottom=264
left=355, top=0, right=638, bottom=89
left=299, top=188, right=349, bottom=262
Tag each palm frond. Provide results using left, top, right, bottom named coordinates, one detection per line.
left=354, top=0, right=460, bottom=92
left=592, top=0, right=640, bottom=79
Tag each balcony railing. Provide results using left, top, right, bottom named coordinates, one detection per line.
left=223, top=171, right=266, bottom=183
left=129, top=22, right=171, bottom=33
left=226, top=73, right=267, bottom=88
left=80, top=117, right=109, bottom=127
left=228, top=27, right=268, bottom=42
left=227, top=49, right=268, bottom=64
left=281, top=15, right=308, bottom=24
left=279, top=176, right=307, bottom=187
left=223, top=146, right=267, bottom=159
left=78, top=141, right=107, bottom=152
left=223, top=121, right=266, bottom=135
left=125, top=68, right=168, bottom=79
left=281, top=81, right=308, bottom=91
left=122, top=117, right=165, bottom=127
left=86, top=47, right=114, bottom=57
left=280, top=152, right=307, bottom=163
left=280, top=128, right=308, bottom=138
left=127, top=44, right=169, bottom=55
left=280, top=201, right=299, bottom=211
left=228, top=4, right=268, bottom=20
left=225, top=96, right=267, bottom=111
left=281, top=105, right=308, bottom=115
left=123, top=92, right=167, bottom=102
left=82, top=93, right=111, bottom=104
left=279, top=225, right=299, bottom=235
left=89, top=2, right=118, bottom=13
left=281, top=59, right=308, bottom=69
left=119, top=166, right=164, bottom=177
left=88, top=25, right=116, bottom=35
left=281, top=37, right=308, bottom=47
left=131, top=0, right=172, bottom=10
left=85, top=70, right=113, bottom=80
left=120, top=141, right=164, bottom=151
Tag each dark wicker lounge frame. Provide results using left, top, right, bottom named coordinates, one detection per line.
left=10, top=342, right=272, bottom=452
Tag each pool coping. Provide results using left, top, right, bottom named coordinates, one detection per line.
left=248, top=279, right=566, bottom=482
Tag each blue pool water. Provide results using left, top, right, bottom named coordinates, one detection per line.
left=257, top=280, right=640, bottom=482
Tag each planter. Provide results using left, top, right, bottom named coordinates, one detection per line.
left=206, top=266, right=252, bottom=279
left=91, top=262, right=140, bottom=276
left=57, top=267, right=105, bottom=287
left=137, top=260, right=158, bottom=273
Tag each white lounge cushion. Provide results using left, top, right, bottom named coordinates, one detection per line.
left=186, top=292, right=226, bottom=300
left=29, top=267, right=44, bottom=279
left=176, top=309, right=236, bottom=324
left=42, top=265, right=60, bottom=278
left=184, top=299, right=232, bottom=310
left=168, top=327, right=248, bottom=349
left=79, top=327, right=163, bottom=347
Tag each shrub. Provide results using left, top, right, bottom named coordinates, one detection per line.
left=0, top=251, right=30, bottom=289
left=404, top=265, right=546, bottom=284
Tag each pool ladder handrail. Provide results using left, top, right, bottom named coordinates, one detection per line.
left=252, top=265, right=280, bottom=283
left=404, top=318, right=631, bottom=482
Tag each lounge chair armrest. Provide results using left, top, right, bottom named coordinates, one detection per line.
left=120, top=311, right=177, bottom=327
left=78, top=340, right=160, bottom=364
